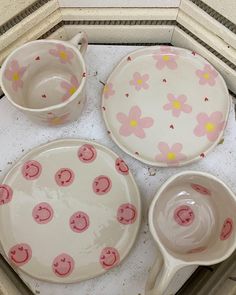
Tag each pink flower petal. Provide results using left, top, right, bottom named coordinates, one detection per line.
left=158, top=142, right=169, bottom=154
left=67, top=50, right=74, bottom=60
left=129, top=106, right=142, bottom=120
left=163, top=103, right=172, bottom=110
left=172, top=109, right=181, bottom=117
left=196, top=113, right=209, bottom=124
left=196, top=70, right=203, bottom=78
left=133, top=127, right=146, bottom=138
left=155, top=61, right=165, bottom=69
left=61, top=81, right=72, bottom=90
left=167, top=93, right=175, bottom=102
left=4, top=69, right=13, bottom=80
left=142, top=82, right=149, bottom=89
left=178, top=95, right=187, bottom=103
left=139, top=117, right=154, bottom=128
left=12, top=81, right=18, bottom=91
left=70, top=75, right=79, bottom=86
left=207, top=131, right=220, bottom=142
left=209, top=111, right=223, bottom=123
left=199, top=78, right=207, bottom=85
left=19, top=67, right=27, bottom=76
left=49, top=49, right=58, bottom=57
left=135, top=84, right=142, bottom=91
left=155, top=154, right=166, bottom=162
left=117, top=113, right=128, bottom=124
left=119, top=124, right=133, bottom=136
left=182, top=104, right=192, bottom=113
left=207, top=79, right=216, bottom=86
left=167, top=60, right=177, bottom=69
left=142, top=74, right=149, bottom=82
left=11, top=60, right=19, bottom=71
left=56, top=44, right=66, bottom=51
left=171, top=143, right=183, bottom=153
left=194, top=124, right=206, bottom=137
left=133, top=72, right=141, bottom=80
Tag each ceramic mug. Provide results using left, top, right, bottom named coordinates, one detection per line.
left=0, top=32, right=88, bottom=126
left=146, top=171, right=236, bottom=295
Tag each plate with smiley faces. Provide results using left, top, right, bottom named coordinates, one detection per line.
left=0, top=139, right=141, bottom=283
left=102, top=46, right=230, bottom=166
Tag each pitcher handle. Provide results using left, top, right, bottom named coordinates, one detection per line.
left=69, top=32, right=88, bottom=57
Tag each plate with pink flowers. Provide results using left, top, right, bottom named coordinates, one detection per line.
left=0, top=139, right=141, bottom=283
left=102, top=46, right=230, bottom=166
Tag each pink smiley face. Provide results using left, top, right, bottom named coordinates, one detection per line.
left=0, top=184, right=13, bottom=205
left=99, top=247, right=120, bottom=270
left=174, top=205, right=195, bottom=226
left=220, top=218, right=233, bottom=240
left=32, top=202, right=54, bottom=224
left=69, top=211, right=90, bottom=233
left=22, top=160, right=42, bottom=180
left=92, top=175, right=112, bottom=195
left=115, top=158, right=129, bottom=175
left=55, top=168, right=74, bottom=187
left=191, top=183, right=211, bottom=196
left=78, top=144, right=97, bottom=163
left=9, top=243, right=32, bottom=266
left=52, top=253, right=74, bottom=277
left=117, top=203, right=137, bottom=224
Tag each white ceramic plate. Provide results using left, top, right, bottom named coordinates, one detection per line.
left=0, top=139, right=141, bottom=283
left=102, top=46, right=230, bottom=166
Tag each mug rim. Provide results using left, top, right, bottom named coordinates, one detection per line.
left=0, top=39, right=87, bottom=113
left=148, top=170, right=236, bottom=266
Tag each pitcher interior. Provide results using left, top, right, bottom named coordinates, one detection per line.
left=2, top=41, right=84, bottom=109
left=153, top=174, right=236, bottom=263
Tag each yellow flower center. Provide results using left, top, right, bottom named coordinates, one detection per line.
left=172, top=100, right=181, bottom=109
left=51, top=117, right=62, bottom=125
left=59, top=51, right=68, bottom=60
left=130, top=120, right=138, bottom=127
left=137, top=79, right=143, bottom=85
left=205, top=122, right=215, bottom=132
left=167, top=152, right=176, bottom=161
left=13, top=72, right=19, bottom=81
left=104, top=85, right=109, bottom=93
left=69, top=86, right=76, bottom=95
left=162, top=55, right=170, bottom=61
left=203, top=73, right=210, bottom=79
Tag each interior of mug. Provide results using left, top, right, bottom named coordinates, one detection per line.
left=152, top=173, right=236, bottom=263
left=1, top=41, right=84, bottom=109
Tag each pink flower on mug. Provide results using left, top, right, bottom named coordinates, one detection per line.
left=4, top=59, right=27, bottom=91
left=103, top=83, right=115, bottom=98
left=153, top=46, right=177, bottom=70
left=116, top=105, right=154, bottom=138
left=47, top=113, right=70, bottom=126
left=129, top=72, right=149, bottom=91
left=49, top=44, right=74, bottom=64
left=156, top=142, right=187, bottom=165
left=163, top=93, right=192, bottom=117
left=61, top=75, right=79, bottom=101
left=194, top=112, right=225, bottom=141
left=196, top=64, right=218, bottom=86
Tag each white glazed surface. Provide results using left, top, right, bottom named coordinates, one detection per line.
left=0, top=139, right=141, bottom=283
left=0, top=45, right=235, bottom=295
left=102, top=46, right=230, bottom=166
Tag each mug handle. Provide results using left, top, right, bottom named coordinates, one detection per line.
left=69, top=32, right=88, bottom=57
left=145, top=256, right=183, bottom=295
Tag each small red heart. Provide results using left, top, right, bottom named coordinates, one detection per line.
left=135, top=152, right=139, bottom=155
left=127, top=56, right=131, bottom=61
left=82, top=72, right=86, bottom=77
left=125, top=93, right=129, bottom=97
left=200, top=153, right=205, bottom=158
left=163, top=79, right=167, bottom=83
left=42, top=94, right=46, bottom=98
left=107, top=130, right=111, bottom=134
left=204, top=97, right=209, bottom=101
left=192, top=51, right=196, bottom=56
left=170, top=124, right=174, bottom=129
left=35, top=56, right=40, bottom=60
left=102, top=106, right=106, bottom=111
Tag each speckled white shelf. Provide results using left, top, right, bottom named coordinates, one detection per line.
left=0, top=45, right=236, bottom=295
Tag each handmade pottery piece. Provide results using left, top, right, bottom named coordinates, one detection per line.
left=102, top=46, right=230, bottom=166
left=146, top=171, right=236, bottom=295
left=0, top=32, right=88, bottom=126
left=0, top=139, right=141, bottom=283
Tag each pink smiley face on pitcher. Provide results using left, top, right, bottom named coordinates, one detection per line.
left=99, top=247, right=120, bottom=270
left=117, top=203, right=137, bottom=224
left=92, top=175, right=112, bottom=195
left=9, top=243, right=32, bottom=266
left=32, top=202, right=54, bottom=224
left=0, top=184, right=13, bottom=205
left=69, top=211, right=90, bottom=233
left=55, top=168, right=74, bottom=187
left=52, top=253, right=74, bottom=277
left=220, top=218, right=233, bottom=240
left=174, top=205, right=195, bottom=226
left=22, top=160, right=42, bottom=180
left=115, top=158, right=129, bottom=175
left=191, top=183, right=211, bottom=196
left=78, top=144, right=97, bottom=163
